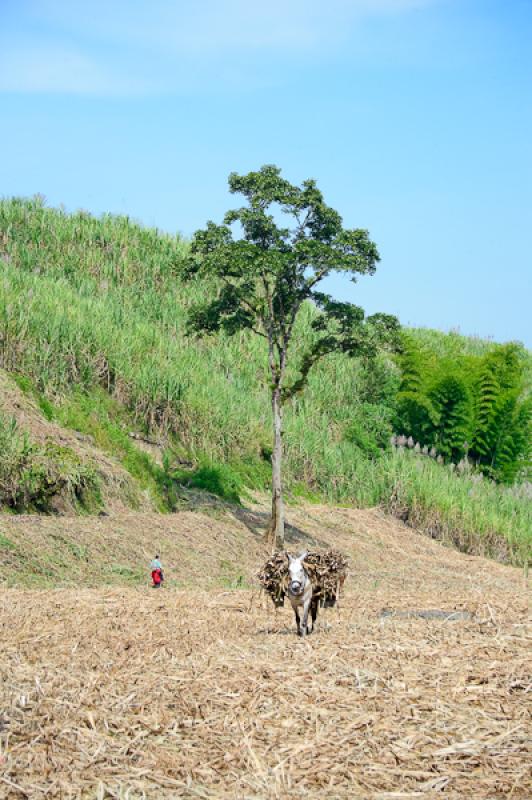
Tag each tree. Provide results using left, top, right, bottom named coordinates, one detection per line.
left=395, top=338, right=439, bottom=445
left=487, top=393, right=531, bottom=484
left=183, top=165, right=400, bottom=547
left=469, top=344, right=531, bottom=482
left=428, top=373, right=473, bottom=461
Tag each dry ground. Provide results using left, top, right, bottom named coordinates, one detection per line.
left=0, top=505, right=530, bottom=798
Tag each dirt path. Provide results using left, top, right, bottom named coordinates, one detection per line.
left=0, top=505, right=530, bottom=798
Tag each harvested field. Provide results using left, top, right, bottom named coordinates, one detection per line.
left=1, top=505, right=530, bottom=798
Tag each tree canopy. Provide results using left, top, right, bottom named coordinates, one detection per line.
left=184, top=165, right=399, bottom=395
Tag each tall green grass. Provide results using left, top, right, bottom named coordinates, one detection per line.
left=383, top=450, right=531, bottom=564
left=1, top=197, right=530, bottom=563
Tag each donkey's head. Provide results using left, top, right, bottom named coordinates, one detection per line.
left=287, top=551, right=308, bottom=596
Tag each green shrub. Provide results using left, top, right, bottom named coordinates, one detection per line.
left=173, top=458, right=269, bottom=504
left=345, top=402, right=394, bottom=459
left=0, top=411, right=101, bottom=512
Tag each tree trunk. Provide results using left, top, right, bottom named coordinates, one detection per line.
left=267, top=385, right=285, bottom=550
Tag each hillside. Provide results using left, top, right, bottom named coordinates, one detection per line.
left=0, top=197, right=531, bottom=565
left=1, top=505, right=529, bottom=798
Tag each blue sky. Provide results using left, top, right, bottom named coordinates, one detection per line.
left=1, top=0, right=531, bottom=346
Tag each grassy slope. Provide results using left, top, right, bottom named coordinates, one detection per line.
left=0, top=197, right=530, bottom=564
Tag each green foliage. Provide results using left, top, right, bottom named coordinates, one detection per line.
left=385, top=449, right=531, bottom=565
left=0, top=196, right=399, bottom=494
left=482, top=342, right=524, bottom=389
left=345, top=402, right=394, bottom=459
left=50, top=388, right=184, bottom=511
left=428, top=374, right=472, bottom=461
left=407, top=327, right=495, bottom=358
left=172, top=458, right=270, bottom=504
left=0, top=411, right=101, bottom=512
left=471, top=365, right=500, bottom=458
left=184, top=165, right=400, bottom=398
left=396, top=391, right=438, bottom=445
left=183, top=166, right=400, bottom=541
left=0, top=414, right=32, bottom=505
left=174, top=463, right=243, bottom=504
left=395, top=336, right=438, bottom=443
left=468, top=345, right=531, bottom=483
left=473, top=390, right=531, bottom=484
left=358, top=354, right=400, bottom=406
left=397, top=339, right=426, bottom=395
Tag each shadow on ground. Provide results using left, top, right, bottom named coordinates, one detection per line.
left=231, top=505, right=328, bottom=549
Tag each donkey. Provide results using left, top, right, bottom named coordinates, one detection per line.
left=287, top=551, right=319, bottom=637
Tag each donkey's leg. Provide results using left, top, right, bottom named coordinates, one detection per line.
left=310, top=598, right=319, bottom=633
left=301, top=596, right=311, bottom=637
left=294, top=607, right=302, bottom=636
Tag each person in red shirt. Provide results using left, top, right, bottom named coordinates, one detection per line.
left=150, top=555, right=164, bottom=588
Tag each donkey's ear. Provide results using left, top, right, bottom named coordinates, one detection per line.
left=299, top=550, right=308, bottom=561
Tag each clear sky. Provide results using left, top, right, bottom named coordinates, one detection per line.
left=1, top=0, right=530, bottom=346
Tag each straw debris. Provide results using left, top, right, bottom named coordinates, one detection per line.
left=0, top=585, right=529, bottom=799
left=0, top=503, right=529, bottom=798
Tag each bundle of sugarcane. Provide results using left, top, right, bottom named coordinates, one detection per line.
left=257, top=550, right=348, bottom=607
left=256, top=551, right=290, bottom=606
left=303, top=550, right=348, bottom=603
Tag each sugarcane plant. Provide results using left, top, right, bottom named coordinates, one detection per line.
left=183, top=165, right=400, bottom=548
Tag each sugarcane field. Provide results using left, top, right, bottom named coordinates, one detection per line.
left=1, top=504, right=530, bottom=799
